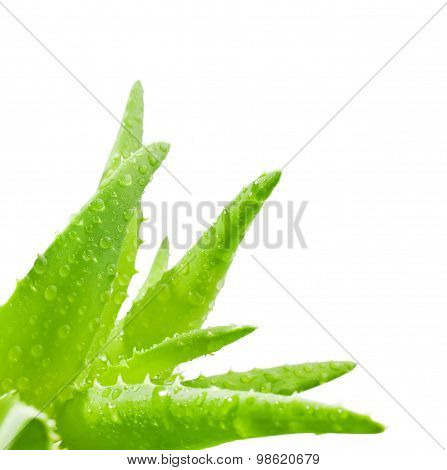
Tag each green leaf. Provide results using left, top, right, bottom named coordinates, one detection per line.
left=84, top=212, right=139, bottom=362
left=100, top=81, right=144, bottom=183
left=92, top=325, right=255, bottom=386
left=134, top=236, right=170, bottom=303
left=57, top=381, right=385, bottom=449
left=87, top=82, right=146, bottom=360
left=0, top=143, right=169, bottom=408
left=182, top=362, right=356, bottom=395
left=121, top=171, right=281, bottom=352
left=95, top=237, right=171, bottom=364
left=0, top=392, right=56, bottom=450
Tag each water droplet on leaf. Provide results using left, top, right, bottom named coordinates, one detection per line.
left=33, top=255, right=48, bottom=274
left=59, top=265, right=70, bottom=277
left=44, top=285, right=58, bottom=301
left=8, top=345, right=23, bottom=362
left=58, top=324, right=71, bottom=338
left=91, top=198, right=105, bottom=212
left=31, top=344, right=44, bottom=357
left=119, top=174, right=132, bottom=187
left=100, top=236, right=112, bottom=249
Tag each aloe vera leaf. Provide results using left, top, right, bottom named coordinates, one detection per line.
left=100, top=81, right=144, bottom=183
left=183, top=362, right=356, bottom=395
left=84, top=212, right=139, bottom=362
left=0, top=392, right=56, bottom=450
left=99, top=234, right=170, bottom=362
left=57, top=380, right=384, bottom=450
left=122, top=171, right=281, bottom=352
left=134, top=236, right=170, bottom=303
left=0, top=143, right=169, bottom=408
left=87, top=82, right=146, bottom=360
left=92, top=325, right=255, bottom=386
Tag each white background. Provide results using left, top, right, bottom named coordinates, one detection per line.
left=0, top=0, right=446, bottom=468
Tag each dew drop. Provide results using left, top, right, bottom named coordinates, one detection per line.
left=8, top=345, right=23, bottom=362
left=33, top=255, right=48, bottom=274
left=31, top=344, right=44, bottom=358
left=138, top=165, right=148, bottom=174
left=68, top=230, right=79, bottom=241
left=119, top=174, right=132, bottom=187
left=123, top=208, right=134, bottom=221
left=44, top=285, right=58, bottom=301
left=100, top=236, right=113, bottom=249
left=83, top=249, right=94, bottom=262
left=104, top=264, right=116, bottom=277
left=1, top=378, right=13, bottom=392
left=91, top=198, right=105, bottom=212
left=78, top=305, right=87, bottom=316
left=147, top=152, right=158, bottom=166
left=59, top=265, right=70, bottom=277
left=58, top=324, right=71, bottom=339
left=17, top=376, right=30, bottom=391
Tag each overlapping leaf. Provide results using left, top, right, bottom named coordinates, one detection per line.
left=120, top=171, right=281, bottom=353
left=0, top=142, right=168, bottom=408
left=92, top=325, right=255, bottom=385
left=0, top=82, right=384, bottom=450
left=57, top=381, right=384, bottom=450
left=86, top=81, right=145, bottom=360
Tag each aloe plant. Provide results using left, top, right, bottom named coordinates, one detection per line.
left=0, top=83, right=384, bottom=449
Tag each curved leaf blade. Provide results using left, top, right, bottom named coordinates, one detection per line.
left=100, top=81, right=144, bottom=183
left=182, top=362, right=356, bottom=395
left=57, top=381, right=384, bottom=449
left=0, top=143, right=169, bottom=408
left=122, top=171, right=281, bottom=351
left=88, top=82, right=145, bottom=359
left=134, top=236, right=170, bottom=303
left=93, top=325, right=255, bottom=385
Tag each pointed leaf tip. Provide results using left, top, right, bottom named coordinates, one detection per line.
left=254, top=170, right=281, bottom=200
left=132, top=80, right=143, bottom=92
left=95, top=325, right=255, bottom=385
left=147, top=142, right=170, bottom=162
left=121, top=169, right=279, bottom=350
